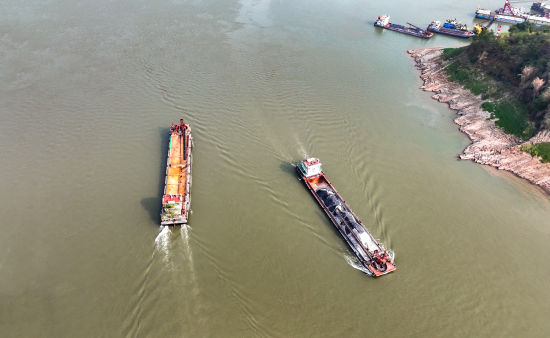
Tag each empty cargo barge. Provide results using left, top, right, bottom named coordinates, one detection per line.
left=297, top=158, right=396, bottom=277
left=161, top=119, right=193, bottom=225
left=374, top=15, right=433, bottom=39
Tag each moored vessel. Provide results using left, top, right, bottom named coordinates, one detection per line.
left=524, top=13, right=550, bottom=25
left=161, top=119, right=193, bottom=225
left=475, top=1, right=527, bottom=24
left=428, top=20, right=474, bottom=38
left=374, top=15, right=433, bottom=39
left=297, top=158, right=396, bottom=277
left=475, top=9, right=526, bottom=24
left=532, top=1, right=550, bottom=15
left=475, top=1, right=550, bottom=26
left=527, top=1, right=550, bottom=25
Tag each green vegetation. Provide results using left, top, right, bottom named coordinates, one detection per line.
left=509, top=22, right=550, bottom=35
left=482, top=101, right=534, bottom=139
left=445, top=61, right=491, bottom=96
left=521, top=142, right=550, bottom=162
left=442, top=47, right=464, bottom=61
left=443, top=23, right=550, bottom=138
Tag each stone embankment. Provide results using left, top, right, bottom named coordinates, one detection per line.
left=408, top=47, right=550, bottom=194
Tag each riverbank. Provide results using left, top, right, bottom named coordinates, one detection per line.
left=408, top=47, right=550, bottom=194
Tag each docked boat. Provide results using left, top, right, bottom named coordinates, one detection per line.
left=528, top=1, right=550, bottom=25
left=476, top=0, right=527, bottom=24
left=476, top=1, right=550, bottom=26
left=428, top=20, right=474, bottom=38
left=475, top=9, right=526, bottom=24
left=525, top=13, right=550, bottom=25
left=161, top=119, right=193, bottom=225
left=297, top=158, right=396, bottom=277
left=374, top=15, right=433, bottom=39
left=443, top=19, right=469, bottom=31
left=532, top=1, right=550, bottom=15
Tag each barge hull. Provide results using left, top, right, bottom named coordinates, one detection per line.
left=375, top=23, right=433, bottom=39
left=161, top=120, right=193, bottom=225
left=297, top=159, right=396, bottom=277
left=428, top=27, right=473, bottom=38
left=475, top=12, right=526, bottom=23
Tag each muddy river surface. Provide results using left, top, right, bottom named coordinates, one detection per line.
left=1, top=0, right=550, bottom=336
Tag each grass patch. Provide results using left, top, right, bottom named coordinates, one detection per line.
left=446, top=61, right=533, bottom=139
left=521, top=142, right=550, bottom=162
left=482, top=100, right=535, bottom=140
left=481, top=101, right=497, bottom=112
left=442, top=47, right=464, bottom=61
left=445, top=61, right=490, bottom=96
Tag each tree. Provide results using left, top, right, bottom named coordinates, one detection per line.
left=533, top=77, right=545, bottom=100
left=520, top=66, right=535, bottom=89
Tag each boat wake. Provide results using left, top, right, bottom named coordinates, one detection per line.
left=147, top=225, right=202, bottom=333
left=344, top=253, right=370, bottom=274
left=180, top=224, right=199, bottom=295
left=294, top=135, right=308, bottom=160
left=154, top=226, right=172, bottom=266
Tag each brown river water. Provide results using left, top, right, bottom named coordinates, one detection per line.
left=1, top=0, right=550, bottom=336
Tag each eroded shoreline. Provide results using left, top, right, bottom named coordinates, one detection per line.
left=408, top=47, right=550, bottom=194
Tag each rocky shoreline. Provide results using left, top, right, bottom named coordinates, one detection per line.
left=408, top=47, right=550, bottom=194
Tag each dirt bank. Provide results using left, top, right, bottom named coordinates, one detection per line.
left=408, top=47, right=550, bottom=194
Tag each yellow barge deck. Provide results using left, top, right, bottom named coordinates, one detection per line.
left=161, top=119, right=192, bottom=225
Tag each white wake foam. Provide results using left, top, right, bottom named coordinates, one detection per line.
left=344, top=253, right=370, bottom=274
left=154, top=226, right=172, bottom=266
left=180, top=225, right=199, bottom=294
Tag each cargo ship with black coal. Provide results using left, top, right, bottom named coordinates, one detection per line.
left=297, top=158, right=396, bottom=277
